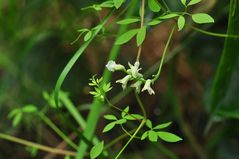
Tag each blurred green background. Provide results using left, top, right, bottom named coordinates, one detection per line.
left=0, top=0, right=239, bottom=159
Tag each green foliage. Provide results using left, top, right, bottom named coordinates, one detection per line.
left=153, top=122, right=172, bottom=130
left=115, top=29, right=139, bottom=45
left=136, top=26, right=147, bottom=46
left=157, top=132, right=182, bottom=143
left=8, top=105, right=38, bottom=127
left=4, top=0, right=235, bottom=159
left=148, top=0, right=161, bottom=12
left=90, top=141, right=104, bottom=159
left=117, top=18, right=140, bottom=25
left=89, top=75, right=112, bottom=101
left=192, top=13, right=215, bottom=24
left=180, top=0, right=187, bottom=6
left=188, top=0, right=201, bottom=6
left=64, top=156, right=71, bottom=159
left=177, top=16, right=186, bottom=31
left=25, top=147, right=38, bottom=157
left=113, top=0, right=125, bottom=9
left=82, top=1, right=114, bottom=11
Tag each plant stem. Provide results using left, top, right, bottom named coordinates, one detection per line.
left=0, top=132, right=76, bottom=156
left=76, top=2, right=138, bottom=158
left=39, top=113, right=78, bottom=150
left=206, top=0, right=239, bottom=132
left=161, top=0, right=171, bottom=12
left=105, top=97, right=142, bottom=122
left=189, top=25, right=239, bottom=38
left=120, top=125, right=141, bottom=139
left=114, top=120, right=145, bottom=159
left=136, top=0, right=145, bottom=61
left=104, top=129, right=136, bottom=150
left=152, top=25, right=176, bottom=83
left=135, top=92, right=147, bottom=119
left=60, top=94, right=86, bottom=129
left=54, top=9, right=114, bottom=107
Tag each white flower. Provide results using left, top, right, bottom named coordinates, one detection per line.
left=131, top=80, right=143, bottom=93
left=106, top=60, right=125, bottom=72
left=116, top=75, right=132, bottom=90
left=127, top=61, right=142, bottom=78
left=142, top=79, right=155, bottom=95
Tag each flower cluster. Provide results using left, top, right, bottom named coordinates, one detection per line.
left=106, top=60, right=155, bottom=95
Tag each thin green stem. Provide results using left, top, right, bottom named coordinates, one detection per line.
left=136, top=0, right=145, bottom=62
left=39, top=113, right=78, bottom=150
left=76, top=2, right=138, bottom=158
left=152, top=25, right=176, bottom=83
left=114, top=120, right=145, bottom=159
left=0, top=132, right=76, bottom=156
left=104, top=129, right=136, bottom=150
left=60, top=94, right=86, bottom=129
left=189, top=25, right=239, bottom=38
left=105, top=97, right=142, bottom=122
left=135, top=92, right=147, bottom=119
left=161, top=0, right=171, bottom=12
left=157, top=0, right=167, bottom=12
left=120, top=125, right=141, bottom=139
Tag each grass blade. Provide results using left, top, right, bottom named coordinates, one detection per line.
left=54, top=10, right=114, bottom=107
left=209, top=0, right=239, bottom=113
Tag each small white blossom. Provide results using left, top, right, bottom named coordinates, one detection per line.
left=116, top=75, right=132, bottom=90
left=142, top=79, right=155, bottom=95
left=131, top=80, right=143, bottom=93
left=127, top=61, right=142, bottom=78
left=106, top=60, right=125, bottom=72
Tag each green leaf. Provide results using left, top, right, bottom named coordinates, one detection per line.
left=192, top=13, right=214, bottom=24
left=141, top=131, right=148, bottom=140
left=103, top=82, right=112, bottom=92
left=90, top=141, right=104, bottom=159
left=84, top=31, right=92, bottom=41
left=216, top=109, right=239, bottom=119
left=103, top=122, right=116, bottom=133
left=177, top=16, right=186, bottom=31
left=180, top=0, right=187, bottom=5
left=188, top=0, right=201, bottom=6
left=8, top=109, right=20, bottom=119
left=148, top=0, right=161, bottom=12
left=159, top=13, right=179, bottom=19
left=100, top=1, right=114, bottom=8
left=115, top=29, right=138, bottom=45
left=146, top=119, right=152, bottom=128
left=22, top=105, right=38, bottom=113
left=77, top=28, right=89, bottom=33
left=116, top=119, right=127, bottom=124
left=147, top=19, right=162, bottom=26
left=121, top=106, right=129, bottom=118
left=64, top=156, right=71, bottom=159
left=104, top=114, right=117, bottom=120
left=157, top=131, right=182, bottom=142
left=13, top=112, right=22, bottom=127
left=113, top=0, right=125, bottom=9
left=153, top=122, right=172, bottom=130
left=148, top=130, right=158, bottom=142
left=136, top=26, right=147, bottom=46
left=25, top=146, right=38, bottom=157
left=124, top=114, right=143, bottom=120
left=117, top=18, right=140, bottom=25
